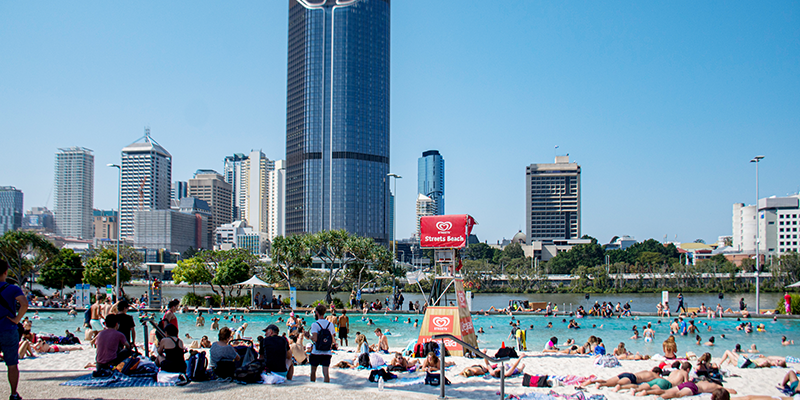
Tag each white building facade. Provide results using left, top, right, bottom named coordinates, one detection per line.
left=267, top=160, right=285, bottom=242
left=120, top=129, right=172, bottom=239
left=53, top=147, right=94, bottom=239
left=733, top=195, right=800, bottom=257
left=241, top=150, right=275, bottom=234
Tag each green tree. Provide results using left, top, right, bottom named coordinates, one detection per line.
left=267, top=235, right=311, bottom=290
left=37, top=248, right=83, bottom=291
left=172, top=257, right=213, bottom=293
left=195, top=249, right=257, bottom=306
left=0, top=231, right=58, bottom=285
left=464, top=242, right=498, bottom=261
left=83, top=248, right=132, bottom=288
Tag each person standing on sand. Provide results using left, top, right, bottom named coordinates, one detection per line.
left=337, top=310, right=349, bottom=347
left=306, top=304, right=336, bottom=383
left=0, top=260, right=28, bottom=400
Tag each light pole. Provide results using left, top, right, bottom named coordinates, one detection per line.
left=108, top=163, right=122, bottom=303
left=387, top=173, right=402, bottom=309
left=750, top=155, right=764, bottom=314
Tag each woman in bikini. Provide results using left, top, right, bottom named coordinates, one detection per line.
left=420, top=352, right=454, bottom=372
left=33, top=339, right=83, bottom=353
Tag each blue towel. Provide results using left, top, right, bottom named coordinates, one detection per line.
left=390, top=376, right=425, bottom=386
left=786, top=356, right=800, bottom=364
left=61, top=372, right=175, bottom=388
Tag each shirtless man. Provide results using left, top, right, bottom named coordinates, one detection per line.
left=582, top=367, right=662, bottom=388
left=370, top=328, right=389, bottom=353
left=660, top=379, right=737, bottom=399
left=89, top=296, right=104, bottom=335
left=337, top=310, right=349, bottom=347
left=101, top=297, right=113, bottom=319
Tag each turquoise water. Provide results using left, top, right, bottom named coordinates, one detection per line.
left=30, top=310, right=800, bottom=359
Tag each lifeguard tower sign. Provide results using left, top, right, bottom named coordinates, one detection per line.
left=420, top=214, right=476, bottom=248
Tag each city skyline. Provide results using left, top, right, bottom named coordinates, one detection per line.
left=1, top=2, right=798, bottom=245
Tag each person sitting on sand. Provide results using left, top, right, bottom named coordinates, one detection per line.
left=581, top=367, right=662, bottom=388
left=420, top=351, right=455, bottom=372
left=660, top=379, right=737, bottom=399
left=156, top=324, right=186, bottom=373
left=209, top=327, right=241, bottom=378
left=94, top=314, right=131, bottom=370
left=613, top=342, right=631, bottom=357
left=543, top=336, right=559, bottom=353
left=33, top=339, right=82, bottom=354
left=369, top=328, right=389, bottom=354
left=663, top=337, right=678, bottom=359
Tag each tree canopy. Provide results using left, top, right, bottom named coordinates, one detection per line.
left=37, top=248, right=83, bottom=290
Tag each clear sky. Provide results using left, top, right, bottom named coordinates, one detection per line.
left=1, top=1, right=798, bottom=245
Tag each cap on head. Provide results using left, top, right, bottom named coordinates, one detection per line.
left=264, top=324, right=279, bottom=333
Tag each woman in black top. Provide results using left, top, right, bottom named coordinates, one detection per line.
left=157, top=324, right=186, bottom=373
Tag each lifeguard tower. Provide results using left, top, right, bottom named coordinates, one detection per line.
left=416, top=214, right=478, bottom=356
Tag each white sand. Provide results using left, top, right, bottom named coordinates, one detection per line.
left=0, top=343, right=794, bottom=399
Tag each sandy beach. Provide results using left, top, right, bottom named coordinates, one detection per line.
left=0, top=341, right=795, bottom=400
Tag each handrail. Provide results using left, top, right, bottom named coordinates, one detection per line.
left=431, top=334, right=511, bottom=399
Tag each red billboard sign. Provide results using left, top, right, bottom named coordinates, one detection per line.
left=427, top=314, right=454, bottom=333
left=420, top=214, right=477, bottom=248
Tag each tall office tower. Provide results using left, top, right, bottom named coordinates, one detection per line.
left=526, top=155, right=581, bottom=242
left=417, top=150, right=445, bottom=215
left=120, top=129, right=172, bottom=239
left=285, top=0, right=391, bottom=244
left=171, top=181, right=188, bottom=201
left=241, top=150, right=275, bottom=233
left=53, top=147, right=94, bottom=239
left=414, top=193, right=435, bottom=239
left=0, top=186, right=23, bottom=234
left=188, top=170, right=232, bottom=246
left=223, top=153, right=248, bottom=221
left=267, top=160, right=286, bottom=241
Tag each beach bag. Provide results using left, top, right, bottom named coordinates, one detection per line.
left=368, top=368, right=397, bottom=382
left=523, top=374, right=551, bottom=387
left=494, top=347, right=518, bottom=359
left=424, top=372, right=451, bottom=386
left=358, top=353, right=371, bottom=368
left=423, top=341, right=439, bottom=357
left=115, top=356, right=140, bottom=375
left=388, top=365, right=407, bottom=372
left=92, top=366, right=114, bottom=378
left=594, top=354, right=621, bottom=368
left=234, top=360, right=265, bottom=383
left=214, top=361, right=236, bottom=378
left=314, top=321, right=334, bottom=352
left=414, top=342, right=425, bottom=358
left=187, top=351, right=209, bottom=381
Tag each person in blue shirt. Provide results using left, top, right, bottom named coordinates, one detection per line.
left=594, top=338, right=606, bottom=355
left=0, top=259, right=29, bottom=400
left=679, top=317, right=689, bottom=336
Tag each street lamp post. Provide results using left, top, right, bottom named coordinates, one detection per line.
left=750, top=155, right=764, bottom=314
left=387, top=173, right=402, bottom=310
left=108, top=163, right=122, bottom=303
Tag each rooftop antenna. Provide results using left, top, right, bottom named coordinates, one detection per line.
left=554, top=145, right=559, bottom=158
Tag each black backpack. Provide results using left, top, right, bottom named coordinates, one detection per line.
left=187, top=351, right=209, bottom=381
left=234, top=360, right=265, bottom=383
left=314, top=321, right=333, bottom=352
left=358, top=353, right=371, bottom=368
left=368, top=368, right=397, bottom=382
left=494, top=347, right=518, bottom=359
left=424, top=372, right=451, bottom=386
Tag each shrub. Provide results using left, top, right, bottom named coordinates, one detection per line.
left=776, top=294, right=800, bottom=314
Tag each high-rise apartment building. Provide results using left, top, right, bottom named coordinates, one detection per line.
left=267, top=160, right=286, bottom=241
left=415, top=193, right=435, bottom=239
left=526, top=155, right=581, bottom=242
left=418, top=150, right=444, bottom=216
left=223, top=153, right=248, bottom=221
left=188, top=170, right=232, bottom=246
left=285, top=0, right=390, bottom=244
left=171, top=181, right=188, bottom=201
left=120, top=129, right=172, bottom=239
left=242, top=151, right=274, bottom=234
left=0, top=187, right=23, bottom=234
left=53, top=147, right=94, bottom=239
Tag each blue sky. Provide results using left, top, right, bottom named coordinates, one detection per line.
left=1, top=1, right=798, bottom=245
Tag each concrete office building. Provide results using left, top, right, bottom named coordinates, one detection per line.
left=134, top=197, right=210, bottom=254
left=0, top=187, right=23, bottom=234
left=92, top=210, right=117, bottom=240
left=285, top=0, right=390, bottom=244
left=418, top=150, right=445, bottom=215
left=215, top=220, right=268, bottom=254
left=53, top=147, right=94, bottom=239
left=526, top=155, right=581, bottom=242
left=223, top=153, right=248, bottom=221
left=188, top=170, right=232, bottom=246
left=733, top=194, right=800, bottom=256
left=22, top=207, right=54, bottom=233
left=242, top=151, right=275, bottom=234
left=171, top=181, right=188, bottom=201
left=267, top=160, right=286, bottom=241
left=120, top=129, right=172, bottom=239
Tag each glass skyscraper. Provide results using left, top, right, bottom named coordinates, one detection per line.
left=285, top=0, right=390, bottom=243
left=418, top=150, right=444, bottom=215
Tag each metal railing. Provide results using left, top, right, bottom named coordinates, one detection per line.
left=431, top=334, right=511, bottom=399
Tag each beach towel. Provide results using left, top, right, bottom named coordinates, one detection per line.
left=260, top=372, right=285, bottom=384
left=389, top=376, right=426, bottom=386
left=594, top=355, right=620, bottom=368
left=786, top=356, right=800, bottom=364
left=61, top=372, right=175, bottom=388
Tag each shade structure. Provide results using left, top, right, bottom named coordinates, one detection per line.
left=235, top=275, right=271, bottom=287
left=787, top=281, right=800, bottom=288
